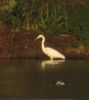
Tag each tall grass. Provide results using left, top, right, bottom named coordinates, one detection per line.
left=69, top=7, right=89, bottom=47
left=0, top=0, right=89, bottom=46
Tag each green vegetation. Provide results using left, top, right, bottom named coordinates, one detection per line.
left=0, top=0, right=89, bottom=47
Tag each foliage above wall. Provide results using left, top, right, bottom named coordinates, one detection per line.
left=0, top=0, right=89, bottom=47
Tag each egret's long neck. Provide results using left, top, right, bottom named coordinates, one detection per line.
left=41, top=37, right=45, bottom=51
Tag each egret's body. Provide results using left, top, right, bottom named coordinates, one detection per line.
left=36, top=34, right=65, bottom=60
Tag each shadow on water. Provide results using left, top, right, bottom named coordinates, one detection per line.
left=0, top=59, right=89, bottom=99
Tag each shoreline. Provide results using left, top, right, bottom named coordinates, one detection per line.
left=0, top=30, right=89, bottom=59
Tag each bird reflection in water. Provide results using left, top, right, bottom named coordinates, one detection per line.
left=41, top=59, right=65, bottom=69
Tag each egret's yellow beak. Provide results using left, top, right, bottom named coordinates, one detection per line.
left=34, top=36, right=40, bottom=41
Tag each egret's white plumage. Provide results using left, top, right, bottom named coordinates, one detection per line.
left=36, top=34, right=65, bottom=60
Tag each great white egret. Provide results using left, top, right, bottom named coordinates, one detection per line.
left=35, top=34, right=65, bottom=60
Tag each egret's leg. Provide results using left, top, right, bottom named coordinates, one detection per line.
left=50, top=57, right=53, bottom=61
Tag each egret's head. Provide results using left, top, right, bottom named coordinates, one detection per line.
left=35, top=34, right=45, bottom=40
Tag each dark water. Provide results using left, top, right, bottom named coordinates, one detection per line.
left=0, top=59, right=89, bottom=99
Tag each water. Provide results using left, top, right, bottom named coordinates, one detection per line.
left=0, top=59, right=89, bottom=99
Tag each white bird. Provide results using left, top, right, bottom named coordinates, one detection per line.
left=35, top=34, right=65, bottom=60
left=56, top=81, right=65, bottom=86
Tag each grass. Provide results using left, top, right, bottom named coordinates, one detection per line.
left=0, top=0, right=89, bottom=47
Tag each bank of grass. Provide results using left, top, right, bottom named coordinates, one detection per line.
left=0, top=0, right=89, bottom=47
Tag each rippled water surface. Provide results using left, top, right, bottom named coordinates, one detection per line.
left=0, top=59, right=89, bottom=99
